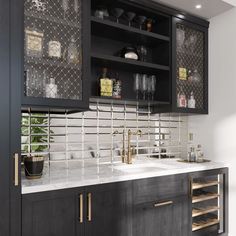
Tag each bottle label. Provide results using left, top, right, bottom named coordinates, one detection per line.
left=48, top=41, right=61, bottom=58
left=179, top=67, right=187, bottom=80
left=100, top=79, right=113, bottom=97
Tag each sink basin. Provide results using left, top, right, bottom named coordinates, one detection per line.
left=111, top=162, right=167, bottom=174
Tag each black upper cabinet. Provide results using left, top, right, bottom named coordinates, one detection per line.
left=90, top=0, right=171, bottom=107
left=21, top=0, right=90, bottom=112
left=90, top=0, right=209, bottom=114
left=171, top=17, right=209, bottom=114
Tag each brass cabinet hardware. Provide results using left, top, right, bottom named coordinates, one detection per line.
left=87, top=193, right=92, bottom=221
left=14, top=153, right=19, bottom=186
left=79, top=194, right=83, bottom=223
left=154, top=200, right=173, bottom=207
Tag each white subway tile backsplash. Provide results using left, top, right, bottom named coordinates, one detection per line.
left=21, top=103, right=188, bottom=164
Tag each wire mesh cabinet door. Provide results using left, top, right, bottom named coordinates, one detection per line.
left=172, top=17, right=208, bottom=114
left=23, top=0, right=90, bottom=111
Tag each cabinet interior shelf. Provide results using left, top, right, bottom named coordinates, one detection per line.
left=192, top=193, right=220, bottom=204
left=25, top=10, right=79, bottom=28
left=91, top=16, right=170, bottom=46
left=90, top=96, right=170, bottom=106
left=91, top=53, right=169, bottom=73
left=192, top=206, right=220, bottom=217
left=192, top=218, right=219, bottom=232
left=25, top=57, right=81, bottom=70
left=192, top=181, right=220, bottom=190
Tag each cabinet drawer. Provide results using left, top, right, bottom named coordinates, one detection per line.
left=132, top=174, right=189, bottom=204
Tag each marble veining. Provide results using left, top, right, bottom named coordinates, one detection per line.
left=22, top=158, right=228, bottom=194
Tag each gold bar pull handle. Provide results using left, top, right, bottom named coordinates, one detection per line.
left=14, top=153, right=19, bottom=186
left=87, top=193, right=92, bottom=222
left=79, top=194, right=83, bottom=223
left=154, top=201, right=173, bottom=208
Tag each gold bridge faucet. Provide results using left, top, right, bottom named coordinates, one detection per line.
left=122, top=129, right=142, bottom=164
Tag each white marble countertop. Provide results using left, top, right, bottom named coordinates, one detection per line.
left=21, top=158, right=228, bottom=194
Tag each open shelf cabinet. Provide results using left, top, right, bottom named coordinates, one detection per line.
left=191, top=170, right=228, bottom=235
left=90, top=0, right=171, bottom=111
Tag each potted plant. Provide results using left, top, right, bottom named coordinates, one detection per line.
left=21, top=114, right=49, bottom=179
left=24, top=154, right=45, bottom=179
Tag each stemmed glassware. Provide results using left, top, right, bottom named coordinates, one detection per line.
left=136, top=15, right=147, bottom=30
left=112, top=8, right=124, bottom=23
left=149, top=75, right=157, bottom=100
left=141, top=74, right=148, bottom=100
left=62, top=0, right=69, bottom=19
left=133, top=73, right=141, bottom=100
left=125, top=12, right=136, bottom=27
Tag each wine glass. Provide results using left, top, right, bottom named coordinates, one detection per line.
left=112, top=8, right=124, bottom=23
left=141, top=74, right=148, bottom=100
left=149, top=75, right=157, bottom=100
left=133, top=73, right=141, bottom=100
left=136, top=15, right=147, bottom=30
left=125, top=12, right=136, bottom=27
left=62, top=0, right=69, bottom=19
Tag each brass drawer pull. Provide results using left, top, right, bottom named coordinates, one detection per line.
left=154, top=201, right=173, bottom=207
left=79, top=194, right=83, bottom=223
left=87, top=193, right=92, bottom=221
left=14, top=153, right=19, bottom=186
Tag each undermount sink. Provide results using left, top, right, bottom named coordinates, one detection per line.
left=111, top=162, right=167, bottom=173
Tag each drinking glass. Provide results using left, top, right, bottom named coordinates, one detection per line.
left=137, top=45, right=148, bottom=62
left=141, top=74, right=148, bottom=100
left=125, top=12, right=136, bottom=27
left=133, top=73, right=141, bottom=100
left=149, top=75, right=157, bottom=100
left=136, top=15, right=147, bottom=30
left=112, top=8, right=124, bottom=23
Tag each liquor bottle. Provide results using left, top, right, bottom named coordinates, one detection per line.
left=179, top=60, right=187, bottom=81
left=99, top=68, right=113, bottom=97
left=188, top=91, right=196, bottom=108
left=67, top=36, right=79, bottom=64
left=177, top=86, right=187, bottom=108
left=112, top=73, right=122, bottom=99
left=48, top=27, right=61, bottom=59
left=46, top=78, right=58, bottom=98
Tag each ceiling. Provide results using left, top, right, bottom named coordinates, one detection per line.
left=152, top=0, right=235, bottom=19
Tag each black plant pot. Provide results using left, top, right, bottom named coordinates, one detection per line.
left=24, top=156, right=44, bottom=179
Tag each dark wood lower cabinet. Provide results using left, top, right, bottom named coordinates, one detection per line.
left=22, top=170, right=228, bottom=236
left=22, top=188, right=84, bottom=236
left=85, top=182, right=132, bottom=236
left=133, top=196, right=191, bottom=236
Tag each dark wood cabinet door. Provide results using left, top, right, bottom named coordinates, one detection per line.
left=0, top=0, right=10, bottom=235
left=85, top=182, right=132, bottom=236
left=133, top=196, right=191, bottom=236
left=22, top=189, right=84, bottom=236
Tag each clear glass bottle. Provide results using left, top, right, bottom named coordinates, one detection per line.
left=67, top=36, right=79, bottom=64
left=46, top=78, right=58, bottom=98
left=48, top=27, right=62, bottom=59
left=177, top=86, right=187, bottom=108
left=188, top=91, right=196, bottom=109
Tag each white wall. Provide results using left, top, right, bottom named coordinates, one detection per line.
left=189, top=7, right=236, bottom=236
